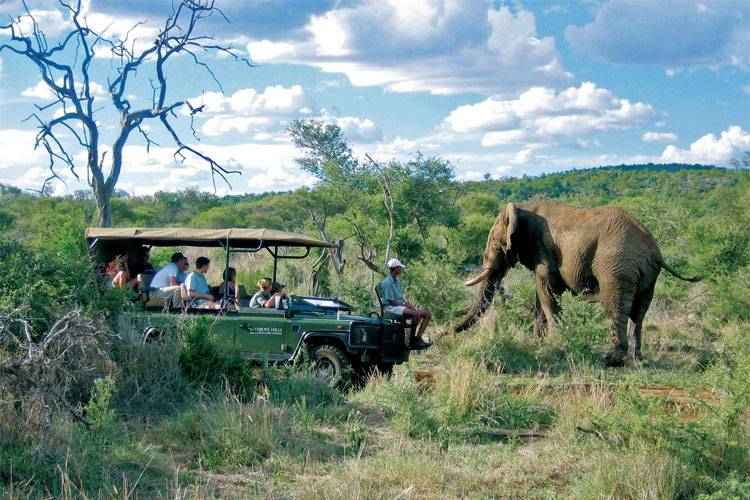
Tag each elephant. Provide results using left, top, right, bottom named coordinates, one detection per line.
left=456, top=201, right=700, bottom=366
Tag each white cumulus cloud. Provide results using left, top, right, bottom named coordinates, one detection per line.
left=661, top=126, right=750, bottom=165
left=642, top=132, right=678, bottom=143
left=0, top=129, right=47, bottom=169
left=443, top=82, right=654, bottom=148
left=333, top=116, right=383, bottom=143
left=22, top=79, right=108, bottom=100
left=246, top=1, right=571, bottom=95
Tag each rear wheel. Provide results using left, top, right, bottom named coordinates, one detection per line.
left=310, top=345, right=352, bottom=389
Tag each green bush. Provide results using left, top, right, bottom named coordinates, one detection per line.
left=402, top=254, right=470, bottom=322
left=586, top=380, right=750, bottom=497
left=262, top=363, right=342, bottom=410
left=689, top=221, right=749, bottom=277
left=111, top=320, right=192, bottom=415
left=557, top=292, right=610, bottom=361
left=704, top=266, right=750, bottom=322
left=179, top=318, right=256, bottom=396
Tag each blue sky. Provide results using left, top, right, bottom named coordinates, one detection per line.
left=0, top=0, right=748, bottom=196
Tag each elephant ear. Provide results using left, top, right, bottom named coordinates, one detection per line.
left=505, top=202, right=519, bottom=250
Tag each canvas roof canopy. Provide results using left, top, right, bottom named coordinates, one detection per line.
left=86, top=227, right=336, bottom=249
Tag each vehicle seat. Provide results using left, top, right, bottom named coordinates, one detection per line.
left=375, top=282, right=411, bottom=323
left=138, top=273, right=171, bottom=311
left=137, top=273, right=153, bottom=300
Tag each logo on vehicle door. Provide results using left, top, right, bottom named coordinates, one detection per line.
left=241, top=326, right=283, bottom=335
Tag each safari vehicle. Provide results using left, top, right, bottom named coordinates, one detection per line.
left=86, top=227, right=411, bottom=387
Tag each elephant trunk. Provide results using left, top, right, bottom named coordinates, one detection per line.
left=455, top=269, right=503, bottom=332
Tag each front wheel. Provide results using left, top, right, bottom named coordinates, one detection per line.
left=355, top=362, right=394, bottom=387
left=310, top=345, right=352, bottom=389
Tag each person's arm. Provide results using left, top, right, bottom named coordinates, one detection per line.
left=263, top=293, right=280, bottom=308
left=186, top=276, right=213, bottom=300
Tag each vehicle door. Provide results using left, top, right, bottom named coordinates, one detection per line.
left=233, top=309, right=290, bottom=361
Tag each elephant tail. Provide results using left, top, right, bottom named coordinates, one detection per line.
left=660, top=260, right=702, bottom=282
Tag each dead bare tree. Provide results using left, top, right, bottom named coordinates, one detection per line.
left=0, top=308, right=113, bottom=429
left=0, top=0, right=250, bottom=226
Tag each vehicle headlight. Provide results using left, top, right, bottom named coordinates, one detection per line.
left=352, top=325, right=369, bottom=344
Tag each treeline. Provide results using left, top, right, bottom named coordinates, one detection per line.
left=0, top=162, right=745, bottom=265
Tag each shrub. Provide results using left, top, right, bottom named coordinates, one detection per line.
left=556, top=292, right=610, bottom=361
left=178, top=318, right=256, bottom=396
left=111, top=318, right=192, bottom=416
left=261, top=363, right=342, bottom=410
left=403, top=254, right=470, bottom=322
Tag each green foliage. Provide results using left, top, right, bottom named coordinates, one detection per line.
left=356, top=362, right=555, bottom=444
left=446, top=213, right=494, bottom=265
left=178, top=318, right=255, bottom=395
left=335, top=271, right=378, bottom=313
left=557, top=292, right=610, bottom=361
left=705, top=266, right=750, bottom=322
left=261, top=363, right=342, bottom=409
left=585, top=385, right=749, bottom=497
left=111, top=319, right=192, bottom=415
left=160, top=396, right=275, bottom=471
left=402, top=254, right=469, bottom=322
left=288, top=119, right=357, bottom=181
left=85, top=377, right=117, bottom=436
left=689, top=221, right=749, bottom=277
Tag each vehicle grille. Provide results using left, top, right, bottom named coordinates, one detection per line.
left=381, top=322, right=408, bottom=362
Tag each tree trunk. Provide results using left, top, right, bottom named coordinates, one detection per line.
left=93, top=180, right=112, bottom=227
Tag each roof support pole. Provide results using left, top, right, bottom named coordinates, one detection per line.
left=223, top=236, right=231, bottom=304
left=272, top=245, right=278, bottom=284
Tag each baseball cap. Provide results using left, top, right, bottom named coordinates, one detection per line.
left=387, top=258, right=405, bottom=269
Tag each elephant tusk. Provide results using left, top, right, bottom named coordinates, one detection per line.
left=464, top=268, right=491, bottom=286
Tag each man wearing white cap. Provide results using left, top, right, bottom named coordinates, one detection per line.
left=381, top=258, right=432, bottom=349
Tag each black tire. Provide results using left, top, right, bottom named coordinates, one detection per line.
left=142, top=326, right=162, bottom=344
left=376, top=362, right=394, bottom=377
left=310, top=345, right=352, bottom=389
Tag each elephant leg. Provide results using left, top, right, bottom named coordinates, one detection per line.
left=533, top=292, right=549, bottom=337
left=535, top=273, right=561, bottom=337
left=602, top=286, right=636, bottom=366
left=629, top=284, right=655, bottom=361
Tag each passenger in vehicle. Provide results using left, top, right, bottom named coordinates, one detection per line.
left=130, top=246, right=155, bottom=278
left=218, top=267, right=238, bottom=300
left=106, top=255, right=131, bottom=289
left=185, top=256, right=219, bottom=309
left=149, top=252, right=189, bottom=308
left=249, top=278, right=285, bottom=308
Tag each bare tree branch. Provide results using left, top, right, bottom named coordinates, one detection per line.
left=365, top=153, right=395, bottom=268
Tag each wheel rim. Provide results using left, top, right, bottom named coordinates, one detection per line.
left=314, top=358, right=338, bottom=385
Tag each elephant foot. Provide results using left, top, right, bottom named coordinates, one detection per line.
left=604, top=348, right=628, bottom=367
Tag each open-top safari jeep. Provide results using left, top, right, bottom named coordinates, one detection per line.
left=86, top=227, right=412, bottom=387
